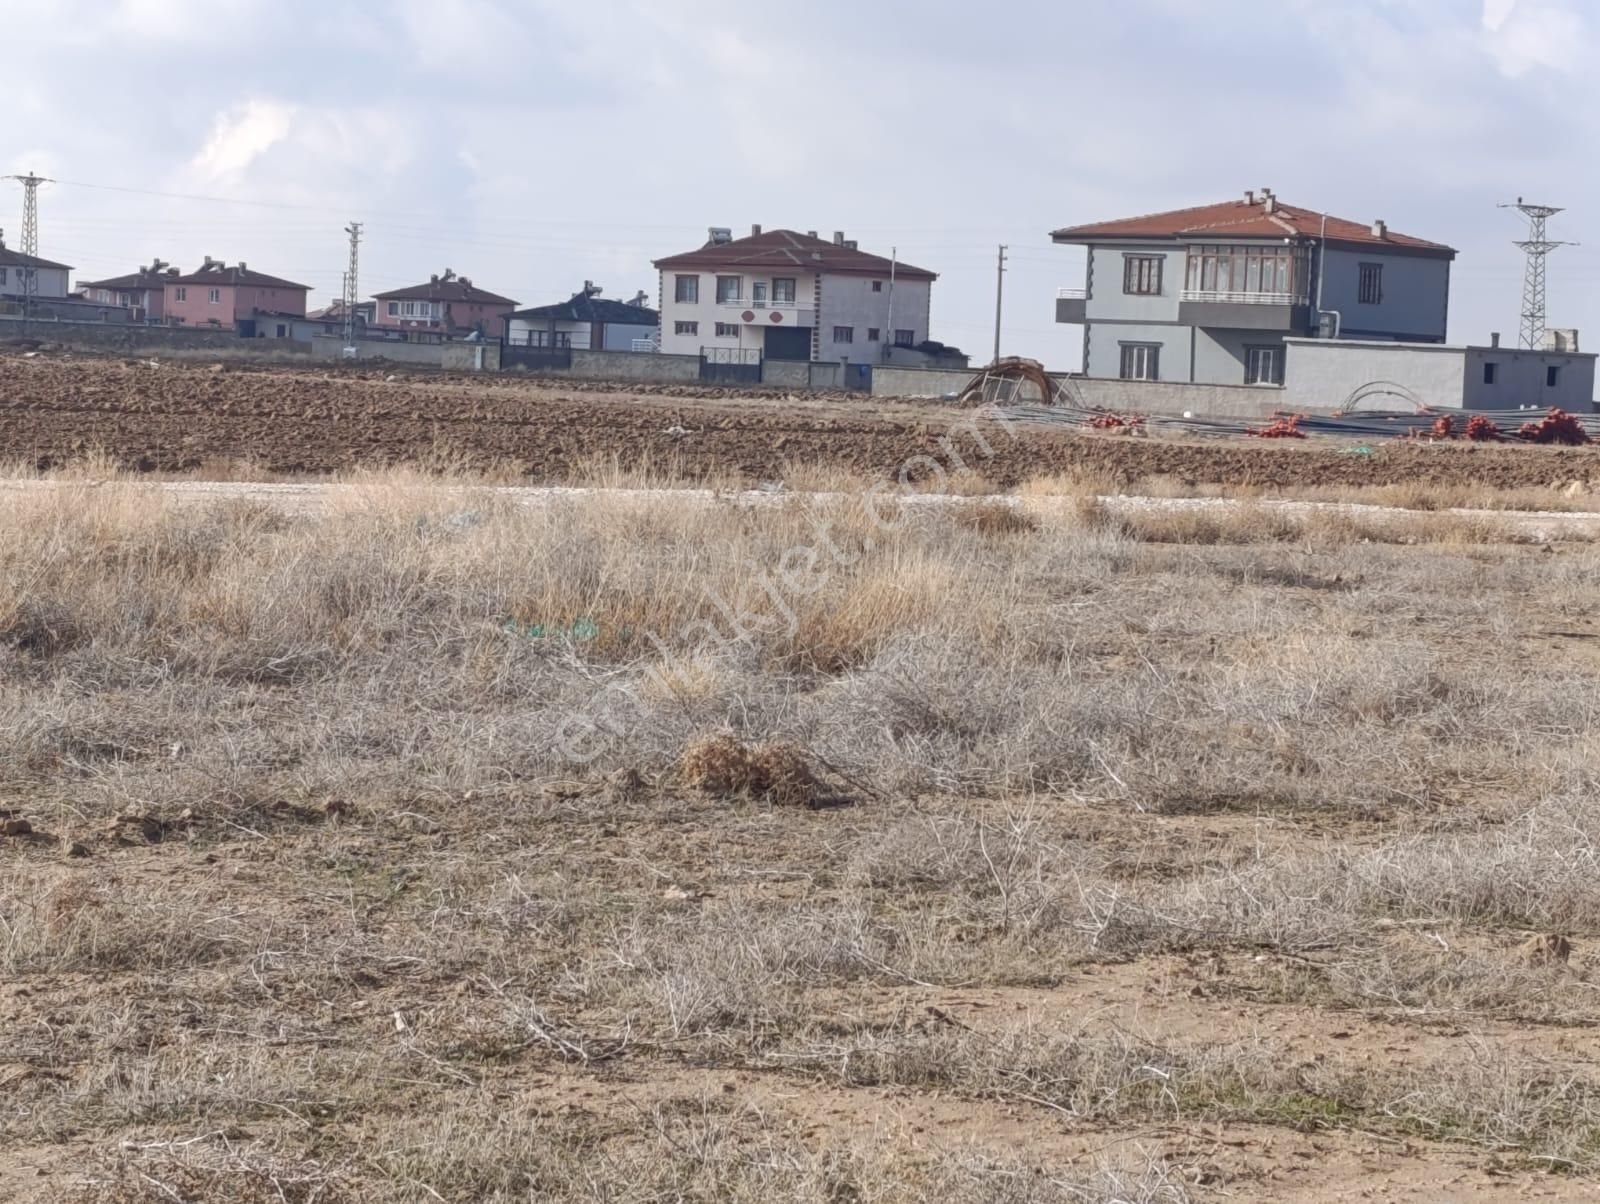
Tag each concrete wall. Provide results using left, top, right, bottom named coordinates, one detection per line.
left=1084, top=244, right=1182, bottom=323
left=866, top=363, right=1295, bottom=417
left=310, top=335, right=498, bottom=369
left=1462, top=347, right=1596, bottom=411
left=0, top=314, right=303, bottom=353
left=1318, top=247, right=1450, bottom=342
left=1086, top=321, right=1194, bottom=382
left=1283, top=339, right=1465, bottom=410
left=568, top=348, right=701, bottom=382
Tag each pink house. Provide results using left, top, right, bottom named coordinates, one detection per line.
left=80, top=260, right=181, bottom=321
left=373, top=269, right=517, bottom=339
left=164, top=259, right=310, bottom=331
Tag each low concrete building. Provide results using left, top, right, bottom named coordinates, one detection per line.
left=1283, top=336, right=1596, bottom=412
left=506, top=283, right=659, bottom=351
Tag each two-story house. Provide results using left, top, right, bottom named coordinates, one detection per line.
left=1051, top=189, right=1456, bottom=385
left=653, top=227, right=936, bottom=364
left=164, top=259, right=310, bottom=333
left=372, top=270, right=517, bottom=339
left=80, top=261, right=181, bottom=321
left=0, top=235, right=71, bottom=302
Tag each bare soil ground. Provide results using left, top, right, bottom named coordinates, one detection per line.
left=9, top=352, right=1600, bottom=493
left=6, top=476, right=1600, bottom=1200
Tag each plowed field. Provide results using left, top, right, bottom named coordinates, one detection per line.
left=5, top=352, right=1600, bottom=489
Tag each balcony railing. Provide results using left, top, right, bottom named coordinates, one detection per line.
left=1056, top=287, right=1088, bottom=300
left=717, top=297, right=802, bottom=309
left=1181, top=289, right=1307, bottom=306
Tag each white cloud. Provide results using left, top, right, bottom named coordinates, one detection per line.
left=191, top=100, right=296, bottom=180
left=1482, top=1, right=1585, bottom=76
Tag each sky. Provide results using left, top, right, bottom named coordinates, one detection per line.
left=3, top=0, right=1596, bottom=367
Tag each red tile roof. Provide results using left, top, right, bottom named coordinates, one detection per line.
left=172, top=262, right=309, bottom=289
left=1051, top=198, right=1455, bottom=256
left=375, top=277, right=517, bottom=306
left=654, top=229, right=936, bottom=280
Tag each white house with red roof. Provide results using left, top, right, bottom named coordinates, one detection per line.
left=1051, top=188, right=1457, bottom=386
left=653, top=227, right=937, bottom=365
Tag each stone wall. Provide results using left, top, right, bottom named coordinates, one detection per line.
left=0, top=315, right=290, bottom=355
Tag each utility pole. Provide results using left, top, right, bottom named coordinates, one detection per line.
left=4, top=171, right=51, bottom=331
left=342, top=220, right=362, bottom=348
left=1500, top=199, right=1573, bottom=350
left=993, top=244, right=1008, bottom=365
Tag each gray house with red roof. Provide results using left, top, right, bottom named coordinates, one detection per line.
left=653, top=227, right=936, bottom=365
left=1051, top=188, right=1456, bottom=386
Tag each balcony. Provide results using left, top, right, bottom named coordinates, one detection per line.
left=718, top=298, right=816, bottom=328
left=1055, top=287, right=1088, bottom=324
left=1178, top=289, right=1312, bottom=331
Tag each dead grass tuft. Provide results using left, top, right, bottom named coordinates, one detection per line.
left=953, top=499, right=1041, bottom=537
left=679, top=733, right=819, bottom=806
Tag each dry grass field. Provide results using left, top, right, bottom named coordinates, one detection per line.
left=6, top=466, right=1600, bottom=1201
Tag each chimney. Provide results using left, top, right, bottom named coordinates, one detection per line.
left=833, top=230, right=845, bottom=245
left=430, top=274, right=439, bottom=286
left=1372, top=219, right=1387, bottom=240
left=203, top=255, right=217, bottom=269
left=751, top=223, right=762, bottom=237
left=843, top=240, right=858, bottom=250
left=1491, top=332, right=1501, bottom=348
left=1263, top=193, right=1277, bottom=214
left=807, top=230, right=818, bottom=239
left=1244, top=189, right=1256, bottom=205
left=237, top=261, right=247, bottom=272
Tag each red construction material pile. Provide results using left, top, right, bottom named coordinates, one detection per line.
left=1431, top=414, right=1455, bottom=440
left=1516, top=408, right=1591, bottom=446
left=1463, top=415, right=1504, bottom=442
left=1085, top=411, right=1146, bottom=432
left=1247, top=414, right=1307, bottom=439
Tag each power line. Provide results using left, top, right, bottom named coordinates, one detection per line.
left=1500, top=198, right=1575, bottom=350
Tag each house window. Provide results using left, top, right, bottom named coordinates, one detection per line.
left=893, top=330, right=915, bottom=347
left=387, top=301, right=399, bottom=316
left=675, top=321, right=698, bottom=336
left=715, top=276, right=741, bottom=303
left=833, top=325, right=854, bottom=343
left=674, top=275, right=699, bottom=304
left=1245, top=346, right=1283, bottom=385
left=1483, top=362, right=1498, bottom=385
left=174, top=287, right=186, bottom=302
left=208, top=288, right=220, bottom=304
left=1548, top=365, right=1562, bottom=388
left=1119, top=343, right=1160, bottom=381
left=867, top=328, right=881, bottom=342
left=1185, top=245, right=1298, bottom=296
left=714, top=322, right=739, bottom=337
left=872, top=281, right=883, bottom=292
left=1123, top=255, right=1163, bottom=296
left=772, top=278, right=796, bottom=304
left=0, top=268, right=7, bottom=286
left=1359, top=263, right=1383, bottom=305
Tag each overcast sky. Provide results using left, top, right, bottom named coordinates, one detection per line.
left=4, top=0, right=1595, bottom=365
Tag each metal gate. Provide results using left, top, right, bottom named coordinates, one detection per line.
left=700, top=346, right=762, bottom=384
left=501, top=343, right=573, bottom=371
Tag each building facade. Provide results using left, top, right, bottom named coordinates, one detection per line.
left=372, top=270, right=517, bottom=339
left=506, top=284, right=659, bottom=351
left=0, top=239, right=71, bottom=301
left=1284, top=336, right=1596, bottom=412
left=1052, top=190, right=1455, bottom=386
left=80, top=261, right=181, bottom=321
left=653, top=227, right=935, bottom=364
left=164, top=260, right=309, bottom=330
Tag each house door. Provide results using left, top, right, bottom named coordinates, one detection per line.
left=763, top=326, right=810, bottom=361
